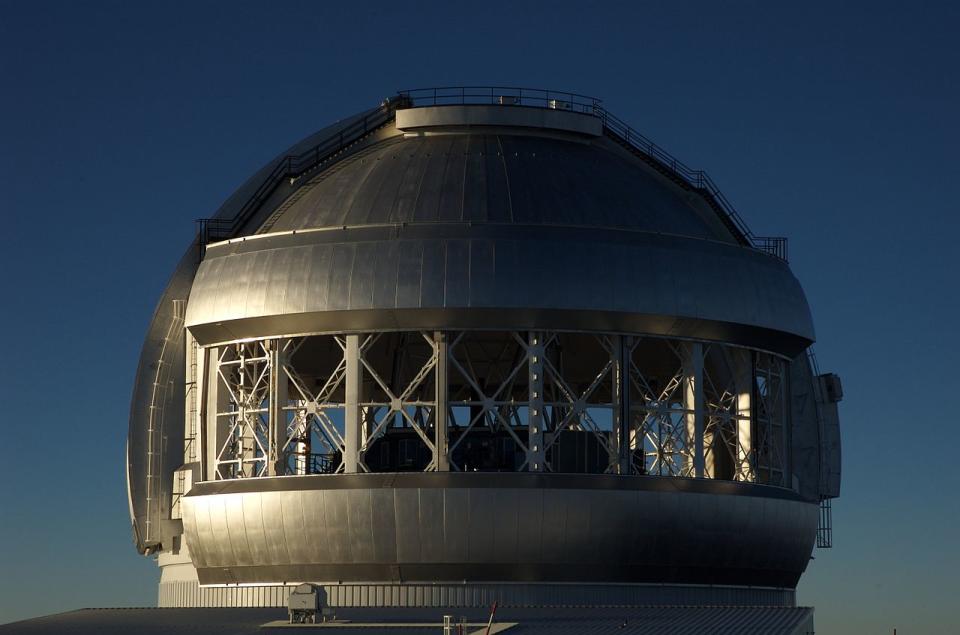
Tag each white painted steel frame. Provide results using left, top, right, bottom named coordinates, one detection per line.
left=201, top=330, right=789, bottom=487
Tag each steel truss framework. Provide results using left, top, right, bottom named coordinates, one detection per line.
left=202, top=330, right=789, bottom=486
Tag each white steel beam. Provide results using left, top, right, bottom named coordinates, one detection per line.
left=344, top=334, right=362, bottom=473
left=612, top=335, right=631, bottom=475
left=683, top=342, right=705, bottom=478
left=527, top=332, right=545, bottom=472
left=735, top=349, right=753, bottom=481
left=267, top=340, right=287, bottom=477
left=434, top=331, right=450, bottom=471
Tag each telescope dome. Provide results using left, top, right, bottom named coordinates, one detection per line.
left=126, top=88, right=842, bottom=610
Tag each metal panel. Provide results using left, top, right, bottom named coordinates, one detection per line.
left=127, top=247, right=196, bottom=553
left=224, top=494, right=252, bottom=567
left=265, top=134, right=731, bottom=240
left=442, top=487, right=469, bottom=562
left=417, top=488, right=444, bottom=563
left=241, top=493, right=269, bottom=567
left=301, top=489, right=330, bottom=564
left=393, top=487, right=421, bottom=563
left=466, top=488, right=496, bottom=561
left=491, top=487, right=520, bottom=563
left=347, top=488, right=375, bottom=563
left=279, top=490, right=309, bottom=565
left=186, top=229, right=814, bottom=355
left=206, top=495, right=232, bottom=567
left=180, top=473, right=817, bottom=589
left=370, top=488, right=398, bottom=564
left=324, top=489, right=351, bottom=562
left=328, top=245, right=354, bottom=311
left=395, top=241, right=423, bottom=309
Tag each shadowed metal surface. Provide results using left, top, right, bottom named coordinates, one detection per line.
left=260, top=134, right=737, bottom=240
left=182, top=474, right=817, bottom=589
left=126, top=106, right=388, bottom=554
left=126, top=247, right=194, bottom=553
left=127, top=93, right=841, bottom=617
left=183, top=128, right=813, bottom=351
left=184, top=225, right=813, bottom=352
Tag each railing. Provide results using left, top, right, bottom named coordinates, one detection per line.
left=195, top=99, right=400, bottom=250
left=309, top=453, right=340, bottom=475
left=818, top=498, right=833, bottom=548
left=808, top=346, right=835, bottom=548
left=400, top=86, right=787, bottom=261
left=195, top=218, right=233, bottom=260
left=198, top=86, right=787, bottom=262
left=597, top=108, right=787, bottom=260
left=752, top=236, right=788, bottom=261
left=399, top=86, right=602, bottom=114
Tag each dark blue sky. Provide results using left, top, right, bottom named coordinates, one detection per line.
left=1, top=1, right=957, bottom=631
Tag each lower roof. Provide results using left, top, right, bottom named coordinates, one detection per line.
left=2, top=606, right=815, bottom=635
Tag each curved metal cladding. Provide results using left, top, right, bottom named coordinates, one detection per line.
left=127, top=247, right=193, bottom=553
left=186, top=225, right=811, bottom=354
left=134, top=96, right=837, bottom=602
left=184, top=120, right=814, bottom=355
left=182, top=474, right=817, bottom=588
left=126, top=106, right=389, bottom=553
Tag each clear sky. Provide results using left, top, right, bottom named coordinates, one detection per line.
left=1, top=1, right=957, bottom=632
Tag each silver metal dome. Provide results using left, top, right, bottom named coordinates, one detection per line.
left=126, top=88, right=841, bottom=610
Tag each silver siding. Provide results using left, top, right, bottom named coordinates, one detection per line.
left=185, top=132, right=814, bottom=351
left=133, top=102, right=820, bottom=556
left=261, top=134, right=740, bottom=241
left=182, top=474, right=818, bottom=589
left=126, top=107, right=385, bottom=553
left=126, top=246, right=194, bottom=552
left=185, top=227, right=814, bottom=354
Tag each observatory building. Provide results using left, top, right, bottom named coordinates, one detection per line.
left=127, top=88, right=842, bottom=613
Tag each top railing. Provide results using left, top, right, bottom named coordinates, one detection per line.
left=399, top=86, right=787, bottom=261
left=398, top=86, right=604, bottom=114
left=196, top=98, right=402, bottom=251
left=199, top=87, right=786, bottom=262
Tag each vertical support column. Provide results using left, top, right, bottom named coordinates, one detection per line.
left=294, top=401, right=310, bottom=475
left=183, top=330, right=198, bottom=466
left=527, top=332, right=545, bottom=472
left=782, top=357, right=794, bottom=490
left=683, top=342, right=705, bottom=478
left=205, top=347, right=230, bottom=480
left=193, top=343, right=206, bottom=471
left=237, top=346, right=255, bottom=478
left=344, top=334, right=362, bottom=473
left=611, top=336, right=631, bottom=475
left=267, top=340, right=288, bottom=477
left=434, top=331, right=450, bottom=471
left=735, top=349, right=753, bottom=481
left=773, top=357, right=787, bottom=487
left=172, top=330, right=200, bottom=520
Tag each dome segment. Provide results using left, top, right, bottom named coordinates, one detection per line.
left=127, top=89, right=841, bottom=610
left=184, top=103, right=813, bottom=355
